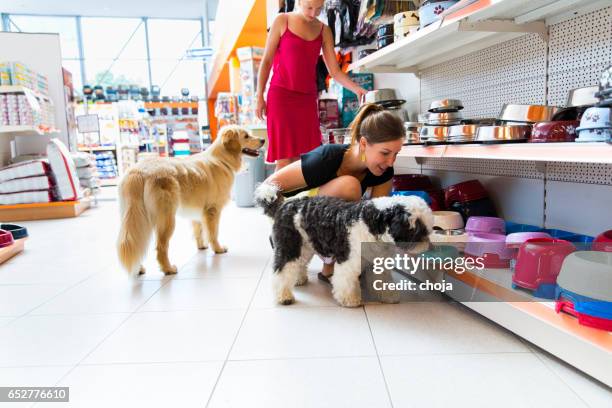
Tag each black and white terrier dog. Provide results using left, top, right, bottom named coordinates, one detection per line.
left=254, top=183, right=433, bottom=307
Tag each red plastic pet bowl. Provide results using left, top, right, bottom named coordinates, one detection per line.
left=529, top=120, right=579, bottom=143
left=444, top=180, right=489, bottom=208
left=392, top=174, right=433, bottom=191
left=426, top=188, right=444, bottom=211
left=0, top=229, right=15, bottom=248
left=593, top=230, right=612, bottom=252
left=513, top=238, right=575, bottom=294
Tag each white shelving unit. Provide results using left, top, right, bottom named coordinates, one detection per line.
left=0, top=125, right=58, bottom=136
left=349, top=0, right=610, bottom=74
left=359, top=0, right=612, bottom=386
left=400, top=142, right=612, bottom=164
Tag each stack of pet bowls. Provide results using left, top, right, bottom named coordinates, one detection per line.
left=478, top=104, right=558, bottom=144
left=447, top=124, right=478, bottom=143
left=555, top=251, right=612, bottom=331
left=512, top=238, right=576, bottom=299
left=420, top=99, right=464, bottom=144
left=392, top=174, right=444, bottom=211
left=404, top=122, right=422, bottom=144
left=463, top=217, right=511, bottom=268
left=419, top=0, right=460, bottom=29
left=365, top=89, right=407, bottom=122
left=430, top=211, right=467, bottom=249
left=575, top=106, right=611, bottom=142
left=444, top=179, right=497, bottom=223
left=530, top=86, right=584, bottom=143
left=377, top=24, right=394, bottom=50
left=393, top=10, right=419, bottom=42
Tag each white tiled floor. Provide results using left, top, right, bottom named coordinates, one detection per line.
left=0, top=187, right=609, bottom=407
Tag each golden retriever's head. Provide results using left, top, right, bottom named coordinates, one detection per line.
left=219, top=125, right=265, bottom=158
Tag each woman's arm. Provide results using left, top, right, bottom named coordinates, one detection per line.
left=370, top=179, right=393, bottom=198
left=264, top=160, right=308, bottom=193
left=256, top=15, right=285, bottom=120
left=321, top=26, right=367, bottom=100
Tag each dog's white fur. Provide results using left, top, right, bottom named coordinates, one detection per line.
left=258, top=186, right=433, bottom=307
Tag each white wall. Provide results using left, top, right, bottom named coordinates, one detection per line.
left=0, top=32, right=69, bottom=164
left=374, top=73, right=420, bottom=121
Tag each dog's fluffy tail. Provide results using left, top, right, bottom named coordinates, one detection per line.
left=117, top=171, right=152, bottom=274
left=254, top=182, right=284, bottom=218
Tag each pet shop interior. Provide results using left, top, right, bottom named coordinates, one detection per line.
left=0, top=0, right=611, bottom=406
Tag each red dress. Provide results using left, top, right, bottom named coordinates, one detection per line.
left=266, top=20, right=323, bottom=162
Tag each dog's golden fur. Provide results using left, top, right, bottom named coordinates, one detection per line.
left=116, top=125, right=264, bottom=275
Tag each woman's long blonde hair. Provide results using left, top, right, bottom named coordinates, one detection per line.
left=348, top=103, right=405, bottom=145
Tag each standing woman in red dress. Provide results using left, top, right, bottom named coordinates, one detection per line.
left=256, top=0, right=368, bottom=171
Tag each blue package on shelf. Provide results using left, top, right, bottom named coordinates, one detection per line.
left=391, top=190, right=432, bottom=205
left=505, top=222, right=544, bottom=234
left=542, top=229, right=594, bottom=243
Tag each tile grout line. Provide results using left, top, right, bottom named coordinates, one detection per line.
left=530, top=347, right=594, bottom=408
left=363, top=306, right=395, bottom=408
left=204, top=255, right=271, bottom=408
left=48, top=266, right=179, bottom=388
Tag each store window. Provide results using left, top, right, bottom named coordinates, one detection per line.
left=148, top=19, right=205, bottom=97
left=8, top=15, right=80, bottom=59
left=81, top=17, right=148, bottom=88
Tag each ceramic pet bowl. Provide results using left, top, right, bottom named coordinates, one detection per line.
left=465, top=216, right=506, bottom=235
left=593, top=230, right=612, bottom=252
left=530, top=121, right=579, bottom=143
left=0, top=229, right=15, bottom=248
left=464, top=232, right=513, bottom=268
left=420, top=0, right=460, bottom=28
left=575, top=127, right=612, bottom=143
left=394, top=11, right=420, bottom=27
left=0, top=224, right=28, bottom=240
left=432, top=211, right=464, bottom=231
left=576, top=106, right=612, bottom=130
left=512, top=238, right=575, bottom=299
left=429, top=229, right=468, bottom=251
left=394, top=25, right=419, bottom=41
left=444, top=180, right=489, bottom=207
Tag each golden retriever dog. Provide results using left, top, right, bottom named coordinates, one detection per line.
left=117, top=125, right=264, bottom=275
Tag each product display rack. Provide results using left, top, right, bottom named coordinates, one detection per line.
left=400, top=142, right=612, bottom=164
left=349, top=0, right=610, bottom=74
left=351, top=0, right=612, bottom=386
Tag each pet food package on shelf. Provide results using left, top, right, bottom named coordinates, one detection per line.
left=0, top=160, right=50, bottom=182
left=46, top=138, right=82, bottom=201
left=0, top=190, right=55, bottom=205
left=0, top=175, right=55, bottom=194
left=329, top=73, right=374, bottom=127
